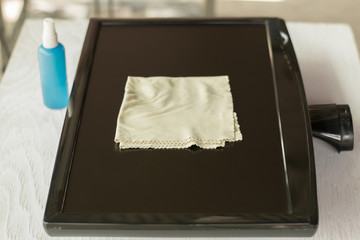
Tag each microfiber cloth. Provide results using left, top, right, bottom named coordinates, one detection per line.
left=114, top=76, right=242, bottom=149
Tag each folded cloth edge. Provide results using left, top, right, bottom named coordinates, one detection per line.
left=116, top=112, right=242, bottom=149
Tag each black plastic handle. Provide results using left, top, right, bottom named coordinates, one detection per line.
left=308, top=104, right=354, bottom=152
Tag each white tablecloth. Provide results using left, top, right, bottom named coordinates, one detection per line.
left=0, top=19, right=359, bottom=240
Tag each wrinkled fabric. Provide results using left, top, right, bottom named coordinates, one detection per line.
left=115, top=76, right=242, bottom=149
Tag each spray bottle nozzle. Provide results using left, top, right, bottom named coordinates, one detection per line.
left=42, top=18, right=58, bottom=49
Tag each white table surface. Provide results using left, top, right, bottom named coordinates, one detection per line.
left=0, top=19, right=360, bottom=240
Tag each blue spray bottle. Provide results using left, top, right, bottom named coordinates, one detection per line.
left=38, top=18, right=68, bottom=109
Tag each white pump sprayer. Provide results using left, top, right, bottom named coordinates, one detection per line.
left=42, top=18, right=59, bottom=49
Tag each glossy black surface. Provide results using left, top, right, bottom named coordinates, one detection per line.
left=309, top=104, right=354, bottom=152
left=44, top=18, right=318, bottom=237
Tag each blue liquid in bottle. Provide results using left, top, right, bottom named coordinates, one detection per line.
left=38, top=18, right=68, bottom=109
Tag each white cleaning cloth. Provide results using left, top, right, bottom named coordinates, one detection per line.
left=114, top=76, right=242, bottom=149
